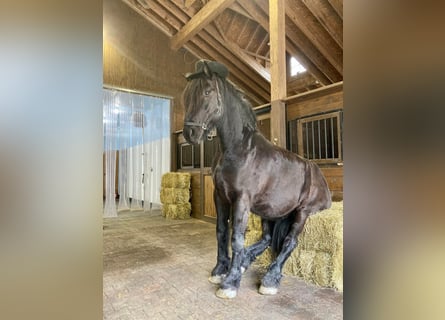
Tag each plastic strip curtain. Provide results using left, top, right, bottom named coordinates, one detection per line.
left=143, top=96, right=171, bottom=210
left=117, top=94, right=131, bottom=211
left=129, top=95, right=144, bottom=210
left=103, top=88, right=171, bottom=216
left=103, top=90, right=118, bottom=217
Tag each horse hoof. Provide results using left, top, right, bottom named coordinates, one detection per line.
left=258, top=285, right=278, bottom=295
left=216, top=288, right=237, bottom=299
left=208, top=275, right=223, bottom=284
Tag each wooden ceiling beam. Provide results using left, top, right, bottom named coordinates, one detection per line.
left=284, top=19, right=341, bottom=83
left=213, top=19, right=271, bottom=81
left=227, top=3, right=253, bottom=20
left=145, top=0, right=269, bottom=99
left=170, top=0, right=236, bottom=50
left=225, top=40, right=271, bottom=82
left=285, top=0, right=343, bottom=75
left=302, top=0, right=343, bottom=48
left=238, top=0, right=336, bottom=84
left=327, top=0, right=343, bottom=19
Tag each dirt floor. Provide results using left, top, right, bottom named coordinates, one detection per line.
left=103, top=210, right=343, bottom=319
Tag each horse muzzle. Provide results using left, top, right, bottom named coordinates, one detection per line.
left=183, top=122, right=206, bottom=144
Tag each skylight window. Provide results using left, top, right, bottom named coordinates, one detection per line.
left=290, top=57, right=306, bottom=76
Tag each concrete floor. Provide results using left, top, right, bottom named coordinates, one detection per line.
left=103, top=210, right=343, bottom=319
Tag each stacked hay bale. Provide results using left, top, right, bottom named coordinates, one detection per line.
left=160, top=172, right=191, bottom=219
left=245, top=201, right=343, bottom=291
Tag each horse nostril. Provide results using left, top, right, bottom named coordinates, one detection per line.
left=183, top=126, right=195, bottom=141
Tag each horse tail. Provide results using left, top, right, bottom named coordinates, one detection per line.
left=270, top=211, right=297, bottom=253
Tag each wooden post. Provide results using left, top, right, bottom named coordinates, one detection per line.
left=269, top=0, right=287, bottom=148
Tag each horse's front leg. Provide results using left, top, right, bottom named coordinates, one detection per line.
left=216, top=196, right=249, bottom=299
left=209, top=190, right=231, bottom=284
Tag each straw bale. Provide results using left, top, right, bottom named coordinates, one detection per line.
left=162, top=203, right=191, bottom=219
left=160, top=188, right=190, bottom=204
left=161, top=172, right=191, bottom=189
left=245, top=202, right=343, bottom=291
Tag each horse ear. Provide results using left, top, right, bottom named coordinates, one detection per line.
left=202, top=61, right=212, bottom=77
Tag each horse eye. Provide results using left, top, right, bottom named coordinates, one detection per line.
left=204, top=90, right=211, bottom=96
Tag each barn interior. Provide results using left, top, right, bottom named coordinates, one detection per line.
left=103, top=0, right=343, bottom=318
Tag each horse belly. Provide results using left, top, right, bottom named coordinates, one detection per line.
left=251, top=189, right=298, bottom=219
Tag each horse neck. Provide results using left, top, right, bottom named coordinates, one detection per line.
left=216, top=102, right=250, bottom=153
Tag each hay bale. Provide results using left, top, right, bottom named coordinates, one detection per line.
left=161, top=172, right=191, bottom=189
left=162, top=203, right=191, bottom=219
left=160, top=188, right=190, bottom=204
left=245, top=202, right=343, bottom=291
left=160, top=172, right=192, bottom=220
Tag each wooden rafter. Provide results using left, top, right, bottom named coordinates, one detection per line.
left=285, top=0, right=342, bottom=74
left=170, top=0, right=236, bottom=50
left=327, top=0, right=343, bottom=18
left=212, top=19, right=270, bottom=81
left=122, top=0, right=343, bottom=100
left=237, top=0, right=334, bottom=84
left=302, top=0, right=343, bottom=48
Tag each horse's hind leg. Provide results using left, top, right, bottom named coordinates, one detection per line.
left=259, top=210, right=309, bottom=295
left=241, top=219, right=272, bottom=273
left=209, top=191, right=231, bottom=284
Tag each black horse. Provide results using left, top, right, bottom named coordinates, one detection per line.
left=182, top=60, right=332, bottom=299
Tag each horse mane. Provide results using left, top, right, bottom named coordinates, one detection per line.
left=218, top=78, right=257, bottom=132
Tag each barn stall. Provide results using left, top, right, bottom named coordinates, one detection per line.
left=103, top=0, right=343, bottom=318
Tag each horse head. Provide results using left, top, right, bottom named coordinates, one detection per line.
left=182, top=60, right=228, bottom=145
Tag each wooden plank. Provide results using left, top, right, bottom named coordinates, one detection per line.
left=287, top=90, right=343, bottom=120
left=204, top=175, right=217, bottom=218
left=170, top=0, right=236, bottom=50
left=189, top=172, right=202, bottom=218
left=285, top=81, right=343, bottom=103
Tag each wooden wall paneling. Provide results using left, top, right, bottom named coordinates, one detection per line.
left=190, top=172, right=202, bottom=218
left=320, top=167, right=343, bottom=201
left=204, top=174, right=217, bottom=218
left=287, top=90, right=343, bottom=120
